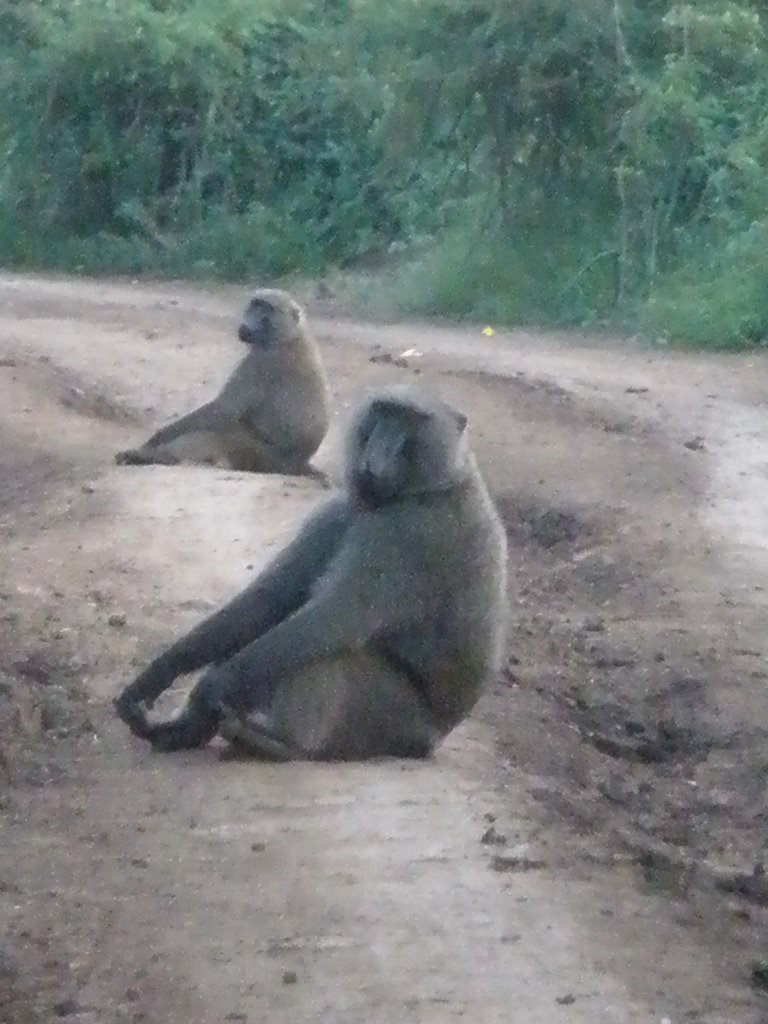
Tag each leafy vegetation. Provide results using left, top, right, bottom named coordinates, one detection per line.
left=1, top=0, right=767, bottom=347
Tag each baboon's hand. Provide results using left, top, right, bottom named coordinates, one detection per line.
left=113, top=689, right=153, bottom=739
left=146, top=666, right=228, bottom=752
left=147, top=707, right=220, bottom=752
left=114, top=658, right=177, bottom=739
left=115, top=448, right=153, bottom=465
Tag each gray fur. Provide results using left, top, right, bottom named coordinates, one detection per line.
left=115, top=288, right=330, bottom=477
left=113, top=384, right=508, bottom=761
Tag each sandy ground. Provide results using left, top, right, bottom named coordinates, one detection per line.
left=1, top=272, right=767, bottom=1022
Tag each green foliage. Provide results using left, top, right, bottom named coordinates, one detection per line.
left=0, top=0, right=402, bottom=273
left=638, top=223, right=768, bottom=348
left=367, top=197, right=619, bottom=328
left=1, top=0, right=767, bottom=347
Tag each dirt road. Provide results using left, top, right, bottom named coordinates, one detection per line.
left=1, top=273, right=767, bottom=1022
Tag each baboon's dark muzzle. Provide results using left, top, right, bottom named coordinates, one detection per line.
left=354, top=418, right=407, bottom=506
left=353, top=469, right=398, bottom=508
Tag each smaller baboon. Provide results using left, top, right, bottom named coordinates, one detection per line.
left=115, top=289, right=330, bottom=477
left=113, top=384, right=508, bottom=761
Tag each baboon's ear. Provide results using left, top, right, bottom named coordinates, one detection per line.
left=453, top=410, right=468, bottom=432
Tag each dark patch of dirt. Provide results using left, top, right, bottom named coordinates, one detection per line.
left=0, top=355, right=140, bottom=427
left=575, top=674, right=736, bottom=766
left=494, top=493, right=608, bottom=554
left=444, top=366, right=574, bottom=405
left=0, top=628, right=93, bottom=801
left=489, top=855, right=548, bottom=873
left=57, top=382, right=139, bottom=424
left=444, top=365, right=639, bottom=437
left=36, top=359, right=140, bottom=424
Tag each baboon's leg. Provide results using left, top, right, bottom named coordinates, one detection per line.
left=117, top=428, right=325, bottom=478
left=116, top=431, right=227, bottom=467
left=224, top=435, right=324, bottom=477
left=148, top=428, right=321, bottom=477
left=219, top=653, right=439, bottom=762
left=115, top=445, right=167, bottom=466
left=298, top=464, right=331, bottom=488
left=218, top=712, right=306, bottom=762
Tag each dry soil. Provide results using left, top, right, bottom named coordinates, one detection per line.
left=1, top=273, right=767, bottom=1023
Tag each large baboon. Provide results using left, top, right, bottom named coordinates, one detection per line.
left=115, top=289, right=330, bottom=476
left=114, top=384, right=508, bottom=761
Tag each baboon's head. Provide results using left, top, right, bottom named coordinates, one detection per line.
left=346, top=385, right=470, bottom=508
left=238, top=289, right=304, bottom=347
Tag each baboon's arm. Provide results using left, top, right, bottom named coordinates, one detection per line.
left=144, top=401, right=225, bottom=447
left=146, top=354, right=257, bottom=447
left=114, top=496, right=351, bottom=733
left=209, top=533, right=429, bottom=714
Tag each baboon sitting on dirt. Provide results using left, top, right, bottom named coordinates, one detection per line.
left=115, top=289, right=331, bottom=477
left=114, top=384, right=509, bottom=761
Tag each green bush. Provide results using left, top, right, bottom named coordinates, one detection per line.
left=1, top=0, right=768, bottom=348
left=0, top=0, right=403, bottom=277
left=359, top=196, right=619, bottom=328
left=639, top=225, right=768, bottom=349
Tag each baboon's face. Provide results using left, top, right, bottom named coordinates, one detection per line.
left=351, top=397, right=468, bottom=508
left=238, top=298, right=272, bottom=346
left=238, top=291, right=302, bottom=346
